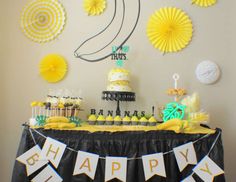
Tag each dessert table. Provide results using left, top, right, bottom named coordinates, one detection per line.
left=12, top=126, right=225, bottom=182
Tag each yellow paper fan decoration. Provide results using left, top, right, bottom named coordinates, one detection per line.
left=39, top=54, right=67, bottom=83
left=192, top=0, right=217, bottom=7
left=83, top=0, right=106, bottom=16
left=147, top=7, right=193, bottom=54
left=20, top=0, right=66, bottom=43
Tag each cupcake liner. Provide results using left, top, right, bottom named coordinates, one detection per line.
left=140, top=122, right=148, bottom=126
left=105, top=121, right=114, bottom=125
left=131, top=121, right=138, bottom=125
left=88, top=121, right=96, bottom=125
left=122, top=121, right=130, bottom=125
left=149, top=122, right=157, bottom=126
left=114, top=121, right=122, bottom=125
left=97, top=121, right=105, bottom=125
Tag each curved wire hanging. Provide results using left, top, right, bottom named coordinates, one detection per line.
left=78, top=0, right=125, bottom=57
left=74, top=0, right=117, bottom=58
left=74, top=0, right=141, bottom=62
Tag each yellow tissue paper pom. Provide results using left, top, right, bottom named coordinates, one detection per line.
left=147, top=7, right=193, bottom=54
left=83, top=0, right=106, bottom=16
left=39, top=54, right=67, bottom=83
left=192, top=0, right=217, bottom=7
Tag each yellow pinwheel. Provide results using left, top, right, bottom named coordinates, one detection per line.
left=192, top=0, right=217, bottom=7
left=147, top=7, right=193, bottom=54
left=39, top=54, right=67, bottom=83
left=20, top=0, right=66, bottom=43
left=83, top=0, right=107, bottom=16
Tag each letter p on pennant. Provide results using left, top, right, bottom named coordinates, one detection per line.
left=142, top=153, right=166, bottom=181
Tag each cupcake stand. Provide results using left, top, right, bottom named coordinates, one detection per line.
left=102, top=91, right=136, bottom=115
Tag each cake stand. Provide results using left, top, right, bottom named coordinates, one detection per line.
left=102, top=91, right=135, bottom=115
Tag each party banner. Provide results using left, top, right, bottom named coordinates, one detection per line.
left=73, top=151, right=99, bottom=180
left=40, top=137, right=66, bottom=168
left=105, top=157, right=127, bottom=182
left=32, top=165, right=62, bottom=182
left=16, top=128, right=224, bottom=181
left=173, top=142, right=197, bottom=172
left=193, top=156, right=224, bottom=182
left=16, top=145, right=48, bottom=176
left=181, top=175, right=196, bottom=182
left=142, top=153, right=166, bottom=181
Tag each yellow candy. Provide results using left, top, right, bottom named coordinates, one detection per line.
left=58, top=103, right=65, bottom=109
left=31, top=101, right=38, bottom=107
left=38, top=102, right=44, bottom=107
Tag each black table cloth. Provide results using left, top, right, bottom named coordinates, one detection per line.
left=12, top=127, right=225, bottom=182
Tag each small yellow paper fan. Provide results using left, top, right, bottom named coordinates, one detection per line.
left=192, top=0, right=217, bottom=7
left=83, top=0, right=107, bottom=16
left=146, top=7, right=193, bottom=54
left=39, top=54, right=67, bottom=83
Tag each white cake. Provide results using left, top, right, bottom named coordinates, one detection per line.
left=107, top=68, right=132, bottom=92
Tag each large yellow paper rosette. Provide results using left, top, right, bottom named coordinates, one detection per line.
left=39, top=54, right=67, bottom=83
left=83, top=0, right=107, bottom=16
left=20, top=0, right=66, bottom=43
left=147, top=7, right=193, bottom=54
left=192, top=0, right=217, bottom=7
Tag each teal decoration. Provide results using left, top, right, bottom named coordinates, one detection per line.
left=36, top=115, right=47, bottom=126
left=116, top=59, right=124, bottom=67
left=162, top=102, right=186, bottom=122
left=122, top=46, right=130, bottom=53
left=70, top=116, right=82, bottom=126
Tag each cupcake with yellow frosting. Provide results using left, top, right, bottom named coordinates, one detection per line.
left=140, top=116, right=148, bottom=126
left=122, top=115, right=131, bottom=125
left=106, top=115, right=114, bottom=125
left=88, top=114, right=97, bottom=125
left=114, top=115, right=122, bottom=125
left=131, top=115, right=139, bottom=125
left=149, top=116, right=157, bottom=126
left=97, top=115, right=105, bottom=125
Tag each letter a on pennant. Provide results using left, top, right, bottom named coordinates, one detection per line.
left=193, top=156, right=224, bottom=182
left=16, top=145, right=48, bottom=176
left=142, top=153, right=166, bottom=181
left=40, top=137, right=66, bottom=168
left=32, top=165, right=62, bottom=182
left=105, top=157, right=127, bottom=182
left=173, top=142, right=197, bottom=172
left=73, top=151, right=99, bottom=180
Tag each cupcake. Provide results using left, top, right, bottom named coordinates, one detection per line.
left=114, top=115, right=122, bottom=125
left=105, top=115, right=114, bottom=125
left=131, top=115, right=139, bottom=125
left=97, top=115, right=105, bottom=125
left=88, top=114, right=97, bottom=125
left=140, top=116, right=148, bottom=126
left=122, top=115, right=131, bottom=125
left=149, top=116, right=157, bottom=126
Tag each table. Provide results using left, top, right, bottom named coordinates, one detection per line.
left=12, top=127, right=225, bottom=182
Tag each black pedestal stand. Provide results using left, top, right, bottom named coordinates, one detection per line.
left=102, top=91, right=135, bottom=115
